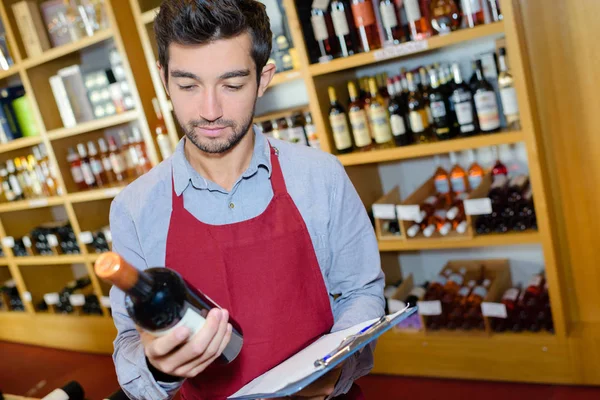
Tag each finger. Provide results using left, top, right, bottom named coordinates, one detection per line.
left=184, top=324, right=232, bottom=378
left=145, top=326, right=191, bottom=358
left=215, top=323, right=233, bottom=359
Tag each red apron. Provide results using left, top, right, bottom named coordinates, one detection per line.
left=166, top=144, right=364, bottom=400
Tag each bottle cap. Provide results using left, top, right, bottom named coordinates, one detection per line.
left=95, top=252, right=138, bottom=290
left=407, top=224, right=420, bottom=237
left=446, top=206, right=459, bottom=220
left=456, top=220, right=468, bottom=234
left=423, top=225, right=436, bottom=237
left=439, top=223, right=451, bottom=236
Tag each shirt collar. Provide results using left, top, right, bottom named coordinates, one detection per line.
left=172, top=125, right=272, bottom=196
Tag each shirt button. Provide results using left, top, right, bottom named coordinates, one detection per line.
left=229, top=202, right=235, bottom=209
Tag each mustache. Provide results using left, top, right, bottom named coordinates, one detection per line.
left=187, top=119, right=235, bottom=129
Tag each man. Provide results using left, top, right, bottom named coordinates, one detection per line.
left=109, top=1, right=385, bottom=399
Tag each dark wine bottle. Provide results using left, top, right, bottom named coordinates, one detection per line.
left=41, top=381, right=85, bottom=400
left=95, top=252, right=243, bottom=364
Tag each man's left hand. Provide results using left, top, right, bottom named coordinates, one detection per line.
left=267, top=362, right=344, bottom=400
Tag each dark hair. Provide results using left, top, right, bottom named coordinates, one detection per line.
left=154, top=0, right=272, bottom=83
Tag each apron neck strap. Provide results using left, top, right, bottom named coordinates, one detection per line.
left=268, top=142, right=287, bottom=196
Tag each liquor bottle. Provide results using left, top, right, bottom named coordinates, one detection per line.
left=40, top=381, right=85, bottom=400
left=108, top=136, right=127, bottom=183
left=439, top=267, right=467, bottom=322
left=404, top=0, right=433, bottom=40
left=507, top=175, right=529, bottom=205
left=379, top=0, right=404, bottom=45
left=87, top=141, right=107, bottom=187
left=404, top=282, right=428, bottom=307
left=466, top=149, right=484, bottom=189
left=448, top=152, right=469, bottom=195
left=359, top=77, right=370, bottom=101
left=430, top=0, right=461, bottom=34
left=491, top=147, right=508, bottom=181
left=14, top=157, right=31, bottom=199
left=406, top=72, right=431, bottom=143
left=497, top=47, right=521, bottom=130
left=98, top=138, right=116, bottom=184
left=418, top=67, right=432, bottom=122
left=271, top=118, right=288, bottom=142
left=130, top=128, right=152, bottom=176
left=461, top=0, right=484, bottom=28
left=328, top=86, right=354, bottom=154
left=151, top=98, right=173, bottom=160
left=446, top=280, right=475, bottom=329
left=488, top=0, right=503, bottom=22
left=488, top=173, right=508, bottom=208
left=376, top=73, right=390, bottom=103
left=118, top=130, right=137, bottom=179
left=424, top=269, right=451, bottom=300
left=491, top=285, right=520, bottom=332
left=95, top=252, right=244, bottom=364
left=311, top=7, right=336, bottom=61
left=472, top=60, right=501, bottom=133
left=464, top=278, right=491, bottom=330
left=387, top=77, right=412, bottom=146
left=77, top=143, right=96, bottom=189
left=330, top=1, right=358, bottom=58
left=67, top=148, right=86, bottom=190
left=303, top=111, right=321, bottom=149
left=24, top=156, right=43, bottom=198
left=428, top=68, right=455, bottom=140
left=433, top=155, right=452, bottom=206
left=347, top=81, right=374, bottom=151
left=33, top=145, right=59, bottom=196
left=468, top=60, right=479, bottom=92
left=366, top=78, right=395, bottom=149
left=286, top=115, right=309, bottom=146
left=351, top=0, right=381, bottom=52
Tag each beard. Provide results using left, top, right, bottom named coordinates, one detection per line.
left=177, top=102, right=256, bottom=155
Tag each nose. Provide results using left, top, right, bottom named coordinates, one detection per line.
left=199, top=87, right=223, bottom=123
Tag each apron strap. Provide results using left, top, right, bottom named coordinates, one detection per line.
left=268, top=142, right=287, bottom=196
left=171, top=167, right=184, bottom=210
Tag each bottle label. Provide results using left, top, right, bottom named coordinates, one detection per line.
left=380, top=2, right=399, bottom=29
left=329, top=113, right=353, bottom=150
left=288, top=127, right=308, bottom=145
left=404, top=0, right=422, bottom=22
left=449, top=273, right=464, bottom=286
left=81, top=164, right=95, bottom=186
left=390, top=114, right=407, bottom=137
left=91, top=159, right=103, bottom=175
left=110, top=154, right=125, bottom=175
left=70, top=166, right=84, bottom=183
left=368, top=105, right=393, bottom=144
left=468, top=174, right=483, bottom=190
left=305, top=124, right=320, bottom=148
left=500, top=87, right=519, bottom=116
left=528, top=275, right=543, bottom=288
left=150, top=303, right=206, bottom=337
left=351, top=2, right=376, bottom=27
left=451, top=176, right=467, bottom=193
left=331, top=8, right=350, bottom=36
left=502, top=288, right=519, bottom=302
left=409, top=111, right=425, bottom=133
left=425, top=105, right=433, bottom=124
left=430, top=100, right=447, bottom=118
left=310, top=13, right=329, bottom=41
left=102, top=156, right=113, bottom=172
left=434, top=177, right=450, bottom=194
left=474, top=91, right=500, bottom=130
left=455, top=101, right=474, bottom=125
left=349, top=109, right=372, bottom=147
left=469, top=0, right=482, bottom=13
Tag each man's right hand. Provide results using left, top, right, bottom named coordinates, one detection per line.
left=140, top=308, right=233, bottom=379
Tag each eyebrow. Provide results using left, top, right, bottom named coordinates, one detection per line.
left=170, top=69, right=251, bottom=81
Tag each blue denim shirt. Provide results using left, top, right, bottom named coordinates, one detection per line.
left=108, top=128, right=385, bottom=399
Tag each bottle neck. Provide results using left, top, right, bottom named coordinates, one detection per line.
left=430, top=72, right=440, bottom=89
left=453, top=65, right=464, bottom=84
left=128, top=270, right=154, bottom=301
left=475, top=64, right=485, bottom=81
left=499, top=55, right=508, bottom=73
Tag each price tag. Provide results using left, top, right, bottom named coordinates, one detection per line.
left=373, top=40, right=429, bottom=62
left=100, top=296, right=112, bottom=308
left=22, top=291, right=32, bottom=302
left=79, top=231, right=94, bottom=244
left=43, top=292, right=59, bottom=305
left=46, top=234, right=59, bottom=247
left=372, top=204, right=397, bottom=220
left=464, top=198, right=493, bottom=215
left=2, top=237, right=14, bottom=248
left=102, top=229, right=112, bottom=243
left=417, top=300, right=442, bottom=316
left=69, top=294, right=85, bottom=307
left=396, top=205, right=422, bottom=221
left=481, top=302, right=508, bottom=318
left=104, top=188, right=121, bottom=198
left=22, top=236, right=32, bottom=248
left=28, top=198, right=48, bottom=208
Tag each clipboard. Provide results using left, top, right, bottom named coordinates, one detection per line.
left=228, top=305, right=418, bottom=399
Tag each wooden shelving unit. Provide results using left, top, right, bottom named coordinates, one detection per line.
left=269, top=69, right=303, bottom=87
left=46, top=111, right=140, bottom=141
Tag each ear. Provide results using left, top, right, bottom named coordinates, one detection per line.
left=257, top=63, right=277, bottom=98
left=157, top=61, right=170, bottom=96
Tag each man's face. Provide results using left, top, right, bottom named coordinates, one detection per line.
left=162, top=33, right=270, bottom=154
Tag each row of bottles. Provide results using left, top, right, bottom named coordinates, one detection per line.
left=6, top=221, right=80, bottom=257
left=0, top=279, right=24, bottom=311
left=259, top=111, right=320, bottom=149
left=67, top=127, right=151, bottom=191
left=38, top=276, right=102, bottom=315
left=327, top=50, right=519, bottom=154
left=79, top=226, right=112, bottom=254
left=309, top=0, right=503, bottom=63
left=0, top=144, right=62, bottom=203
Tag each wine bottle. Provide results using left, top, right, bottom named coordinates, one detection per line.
left=473, top=60, right=501, bottom=133
left=311, top=7, right=336, bottom=62
left=366, top=78, right=395, bottom=148
left=451, top=63, right=479, bottom=136
left=497, top=47, right=521, bottom=130
left=428, top=68, right=455, bottom=140
left=379, top=0, right=404, bottom=45
left=351, top=0, right=382, bottom=52
left=41, top=381, right=85, bottom=400
left=461, top=0, right=484, bottom=28
left=347, top=81, right=374, bottom=151
left=404, top=0, right=432, bottom=40
left=430, top=0, right=461, bottom=34
left=328, top=86, right=354, bottom=154
left=406, top=72, right=431, bottom=143
left=152, top=98, right=173, bottom=160
left=95, top=252, right=244, bottom=364
left=330, top=0, right=358, bottom=57
left=387, top=77, right=413, bottom=146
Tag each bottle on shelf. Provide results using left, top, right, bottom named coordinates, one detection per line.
left=491, top=285, right=520, bottom=332
left=14, top=157, right=32, bottom=199
left=40, top=381, right=85, bottom=400
left=436, top=267, right=467, bottom=327
left=87, top=141, right=108, bottom=188
left=328, top=86, right=354, bottom=154
left=271, top=118, right=288, bottom=142
left=404, top=0, right=433, bottom=40
left=24, top=156, right=44, bottom=197
left=461, top=0, right=484, bottom=28
left=464, top=278, right=491, bottom=330
left=466, top=149, right=484, bottom=190
left=446, top=279, right=475, bottom=329
left=376, top=73, right=390, bottom=103
left=448, top=152, right=469, bottom=195
left=488, top=0, right=503, bottom=22
left=366, top=78, right=395, bottom=149
left=33, top=145, right=60, bottom=196
left=151, top=97, right=173, bottom=160
left=406, top=72, right=431, bottom=143
left=108, top=136, right=127, bottom=183
left=286, top=114, right=309, bottom=146
left=95, top=252, right=244, bottom=364
left=429, top=0, right=461, bottom=34
left=98, top=138, right=116, bottom=184
left=303, top=111, right=321, bottom=149
left=387, top=77, right=413, bottom=146
left=347, top=81, right=374, bottom=151
left=428, top=68, right=456, bottom=140
left=350, top=0, right=382, bottom=52
left=404, top=282, right=429, bottom=307
left=497, top=47, right=521, bottom=130
left=507, top=174, right=529, bottom=205
left=130, top=127, right=152, bottom=176
left=311, top=7, right=336, bottom=62
left=491, top=146, right=508, bottom=181
left=451, top=63, right=479, bottom=136
left=118, top=130, right=136, bottom=179
left=424, top=269, right=451, bottom=301
left=379, top=0, right=404, bottom=45
left=433, top=155, right=452, bottom=206
left=473, top=59, right=501, bottom=133
left=330, top=0, right=358, bottom=58
left=67, top=148, right=86, bottom=191
left=77, top=143, right=97, bottom=189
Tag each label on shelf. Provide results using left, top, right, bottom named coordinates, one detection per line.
left=44, top=292, right=60, bottom=305
left=372, top=204, right=397, bottom=220
left=69, top=294, right=85, bottom=307
left=79, top=231, right=94, bottom=244
left=104, top=187, right=121, bottom=198
left=46, top=234, right=59, bottom=247
left=101, top=296, right=112, bottom=308
left=464, top=198, right=493, bottom=215
left=2, top=237, right=14, bottom=248
left=373, top=40, right=429, bottom=62
left=22, top=236, right=32, bottom=248
left=396, top=205, right=421, bottom=221
left=481, top=302, right=508, bottom=318
left=416, top=300, right=442, bottom=316
left=23, top=291, right=32, bottom=302
left=28, top=198, right=49, bottom=208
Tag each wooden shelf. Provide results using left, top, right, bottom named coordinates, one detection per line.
left=0, top=197, right=65, bottom=213
left=269, top=69, right=302, bottom=87
left=0, top=65, right=21, bottom=81
left=0, top=258, right=9, bottom=266
left=0, top=136, right=43, bottom=155
left=378, top=231, right=541, bottom=251
left=338, top=131, right=524, bottom=166
left=15, top=255, right=86, bottom=266
left=141, top=7, right=159, bottom=24
left=254, top=105, right=310, bottom=124
left=67, top=185, right=125, bottom=204
left=47, top=111, right=140, bottom=141
left=86, top=253, right=101, bottom=263
left=310, top=22, right=505, bottom=76
left=21, top=30, right=114, bottom=70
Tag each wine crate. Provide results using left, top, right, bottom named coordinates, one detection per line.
left=417, top=259, right=511, bottom=335
left=372, top=186, right=402, bottom=241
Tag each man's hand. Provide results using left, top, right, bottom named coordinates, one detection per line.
left=269, top=362, right=344, bottom=400
left=140, top=308, right=233, bottom=379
